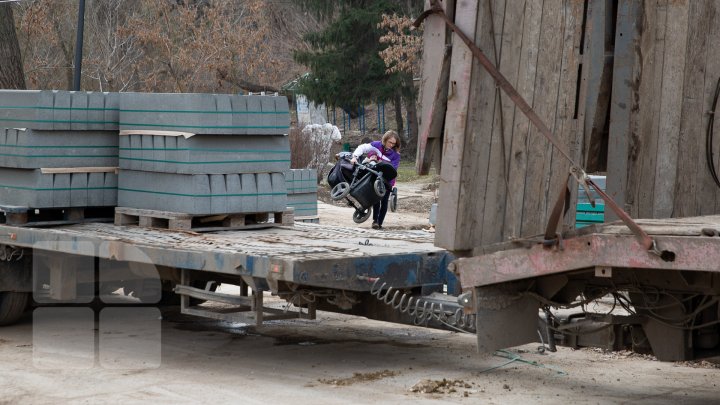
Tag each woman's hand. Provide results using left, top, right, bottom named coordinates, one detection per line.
left=350, top=156, right=358, bottom=164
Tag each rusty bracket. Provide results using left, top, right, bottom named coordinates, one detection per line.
left=415, top=2, right=659, bottom=256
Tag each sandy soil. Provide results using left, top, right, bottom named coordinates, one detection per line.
left=1, top=308, right=719, bottom=405
left=1, top=178, right=719, bottom=403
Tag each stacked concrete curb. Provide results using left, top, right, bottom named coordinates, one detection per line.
left=118, top=93, right=289, bottom=135
left=285, top=168, right=318, bottom=222
left=0, top=128, right=117, bottom=168
left=0, top=90, right=119, bottom=131
left=0, top=168, right=117, bottom=207
left=117, top=92, right=290, bottom=215
left=119, top=134, right=288, bottom=174
left=0, top=90, right=119, bottom=209
left=118, top=171, right=286, bottom=214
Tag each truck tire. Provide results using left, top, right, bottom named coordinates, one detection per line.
left=0, top=292, right=29, bottom=326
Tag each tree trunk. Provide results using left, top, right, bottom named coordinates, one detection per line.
left=0, top=5, right=26, bottom=89
left=403, top=95, right=419, bottom=154
left=393, top=93, right=404, bottom=138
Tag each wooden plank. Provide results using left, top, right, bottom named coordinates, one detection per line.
left=40, top=167, right=118, bottom=174
left=435, top=0, right=480, bottom=250
left=702, top=3, right=720, bottom=215
left=630, top=0, right=666, bottom=218
left=503, top=0, right=542, bottom=240
left=463, top=0, right=504, bottom=246
left=479, top=0, right=512, bottom=245
left=606, top=0, right=643, bottom=221
left=520, top=0, right=566, bottom=236
left=492, top=1, right=528, bottom=239
left=549, top=0, right=584, bottom=231
left=652, top=0, right=689, bottom=218
left=416, top=0, right=454, bottom=175
left=675, top=1, right=711, bottom=217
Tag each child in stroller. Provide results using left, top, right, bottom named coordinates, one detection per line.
left=327, top=151, right=398, bottom=223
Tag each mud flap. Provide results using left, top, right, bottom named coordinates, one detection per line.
left=475, top=286, right=539, bottom=352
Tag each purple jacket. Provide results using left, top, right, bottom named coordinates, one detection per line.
left=371, top=141, right=400, bottom=186
left=370, top=141, right=401, bottom=169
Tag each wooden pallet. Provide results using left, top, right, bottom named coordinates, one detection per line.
left=114, top=207, right=294, bottom=231
left=0, top=205, right=115, bottom=227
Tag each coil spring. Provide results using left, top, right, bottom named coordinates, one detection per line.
left=370, top=279, right=476, bottom=333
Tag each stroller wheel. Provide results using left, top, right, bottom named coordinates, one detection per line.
left=390, top=187, right=398, bottom=212
left=331, top=182, right=351, bottom=200
left=352, top=208, right=372, bottom=224
left=373, top=179, right=386, bottom=197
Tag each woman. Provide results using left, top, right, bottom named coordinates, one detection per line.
left=351, top=130, right=401, bottom=229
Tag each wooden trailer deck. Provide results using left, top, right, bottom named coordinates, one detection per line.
left=454, top=215, right=720, bottom=289
left=0, top=222, right=453, bottom=292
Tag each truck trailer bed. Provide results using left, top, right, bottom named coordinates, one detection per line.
left=1, top=222, right=452, bottom=292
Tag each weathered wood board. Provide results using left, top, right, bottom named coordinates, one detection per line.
left=434, top=0, right=586, bottom=250
left=431, top=0, right=720, bottom=252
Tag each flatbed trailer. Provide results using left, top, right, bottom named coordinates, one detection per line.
left=453, top=216, right=720, bottom=361
left=0, top=221, right=467, bottom=330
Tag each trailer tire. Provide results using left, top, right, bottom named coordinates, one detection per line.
left=0, top=292, right=29, bottom=326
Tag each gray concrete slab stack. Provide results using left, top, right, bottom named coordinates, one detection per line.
left=285, top=168, right=318, bottom=220
left=0, top=90, right=119, bottom=209
left=117, top=93, right=290, bottom=215
left=0, top=168, right=117, bottom=208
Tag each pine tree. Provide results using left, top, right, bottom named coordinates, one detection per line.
left=294, top=0, right=421, bottom=147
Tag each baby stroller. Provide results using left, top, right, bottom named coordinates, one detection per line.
left=327, top=152, right=398, bottom=223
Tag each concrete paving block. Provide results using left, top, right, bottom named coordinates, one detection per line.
left=153, top=135, right=166, bottom=171
left=215, top=94, right=233, bottom=130
left=230, top=96, right=249, bottom=135
left=87, top=173, right=104, bottom=206
left=225, top=174, right=242, bottom=212
left=191, top=174, right=212, bottom=213
left=129, top=135, right=142, bottom=171
left=274, top=97, right=290, bottom=130
left=87, top=92, right=107, bottom=131
left=271, top=173, right=286, bottom=209
left=259, top=97, right=276, bottom=136
left=210, top=174, right=228, bottom=214
left=52, top=173, right=71, bottom=207
left=52, top=92, right=72, bottom=131
left=103, top=92, right=120, bottom=130
left=0, top=128, right=118, bottom=169
left=70, top=92, right=89, bottom=131
left=70, top=173, right=89, bottom=206
left=239, top=173, right=257, bottom=212
left=287, top=193, right=318, bottom=216
left=102, top=172, right=118, bottom=206
left=256, top=173, right=272, bottom=210
left=285, top=169, right=317, bottom=195
left=141, top=135, right=154, bottom=172
left=36, top=91, right=55, bottom=130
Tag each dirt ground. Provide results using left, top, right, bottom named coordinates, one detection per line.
left=1, top=176, right=720, bottom=404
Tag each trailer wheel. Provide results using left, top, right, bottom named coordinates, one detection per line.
left=0, top=292, right=29, bottom=326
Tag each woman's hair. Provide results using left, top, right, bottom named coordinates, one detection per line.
left=382, top=130, right=401, bottom=151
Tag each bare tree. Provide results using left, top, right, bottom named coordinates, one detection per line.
left=0, top=4, right=26, bottom=89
